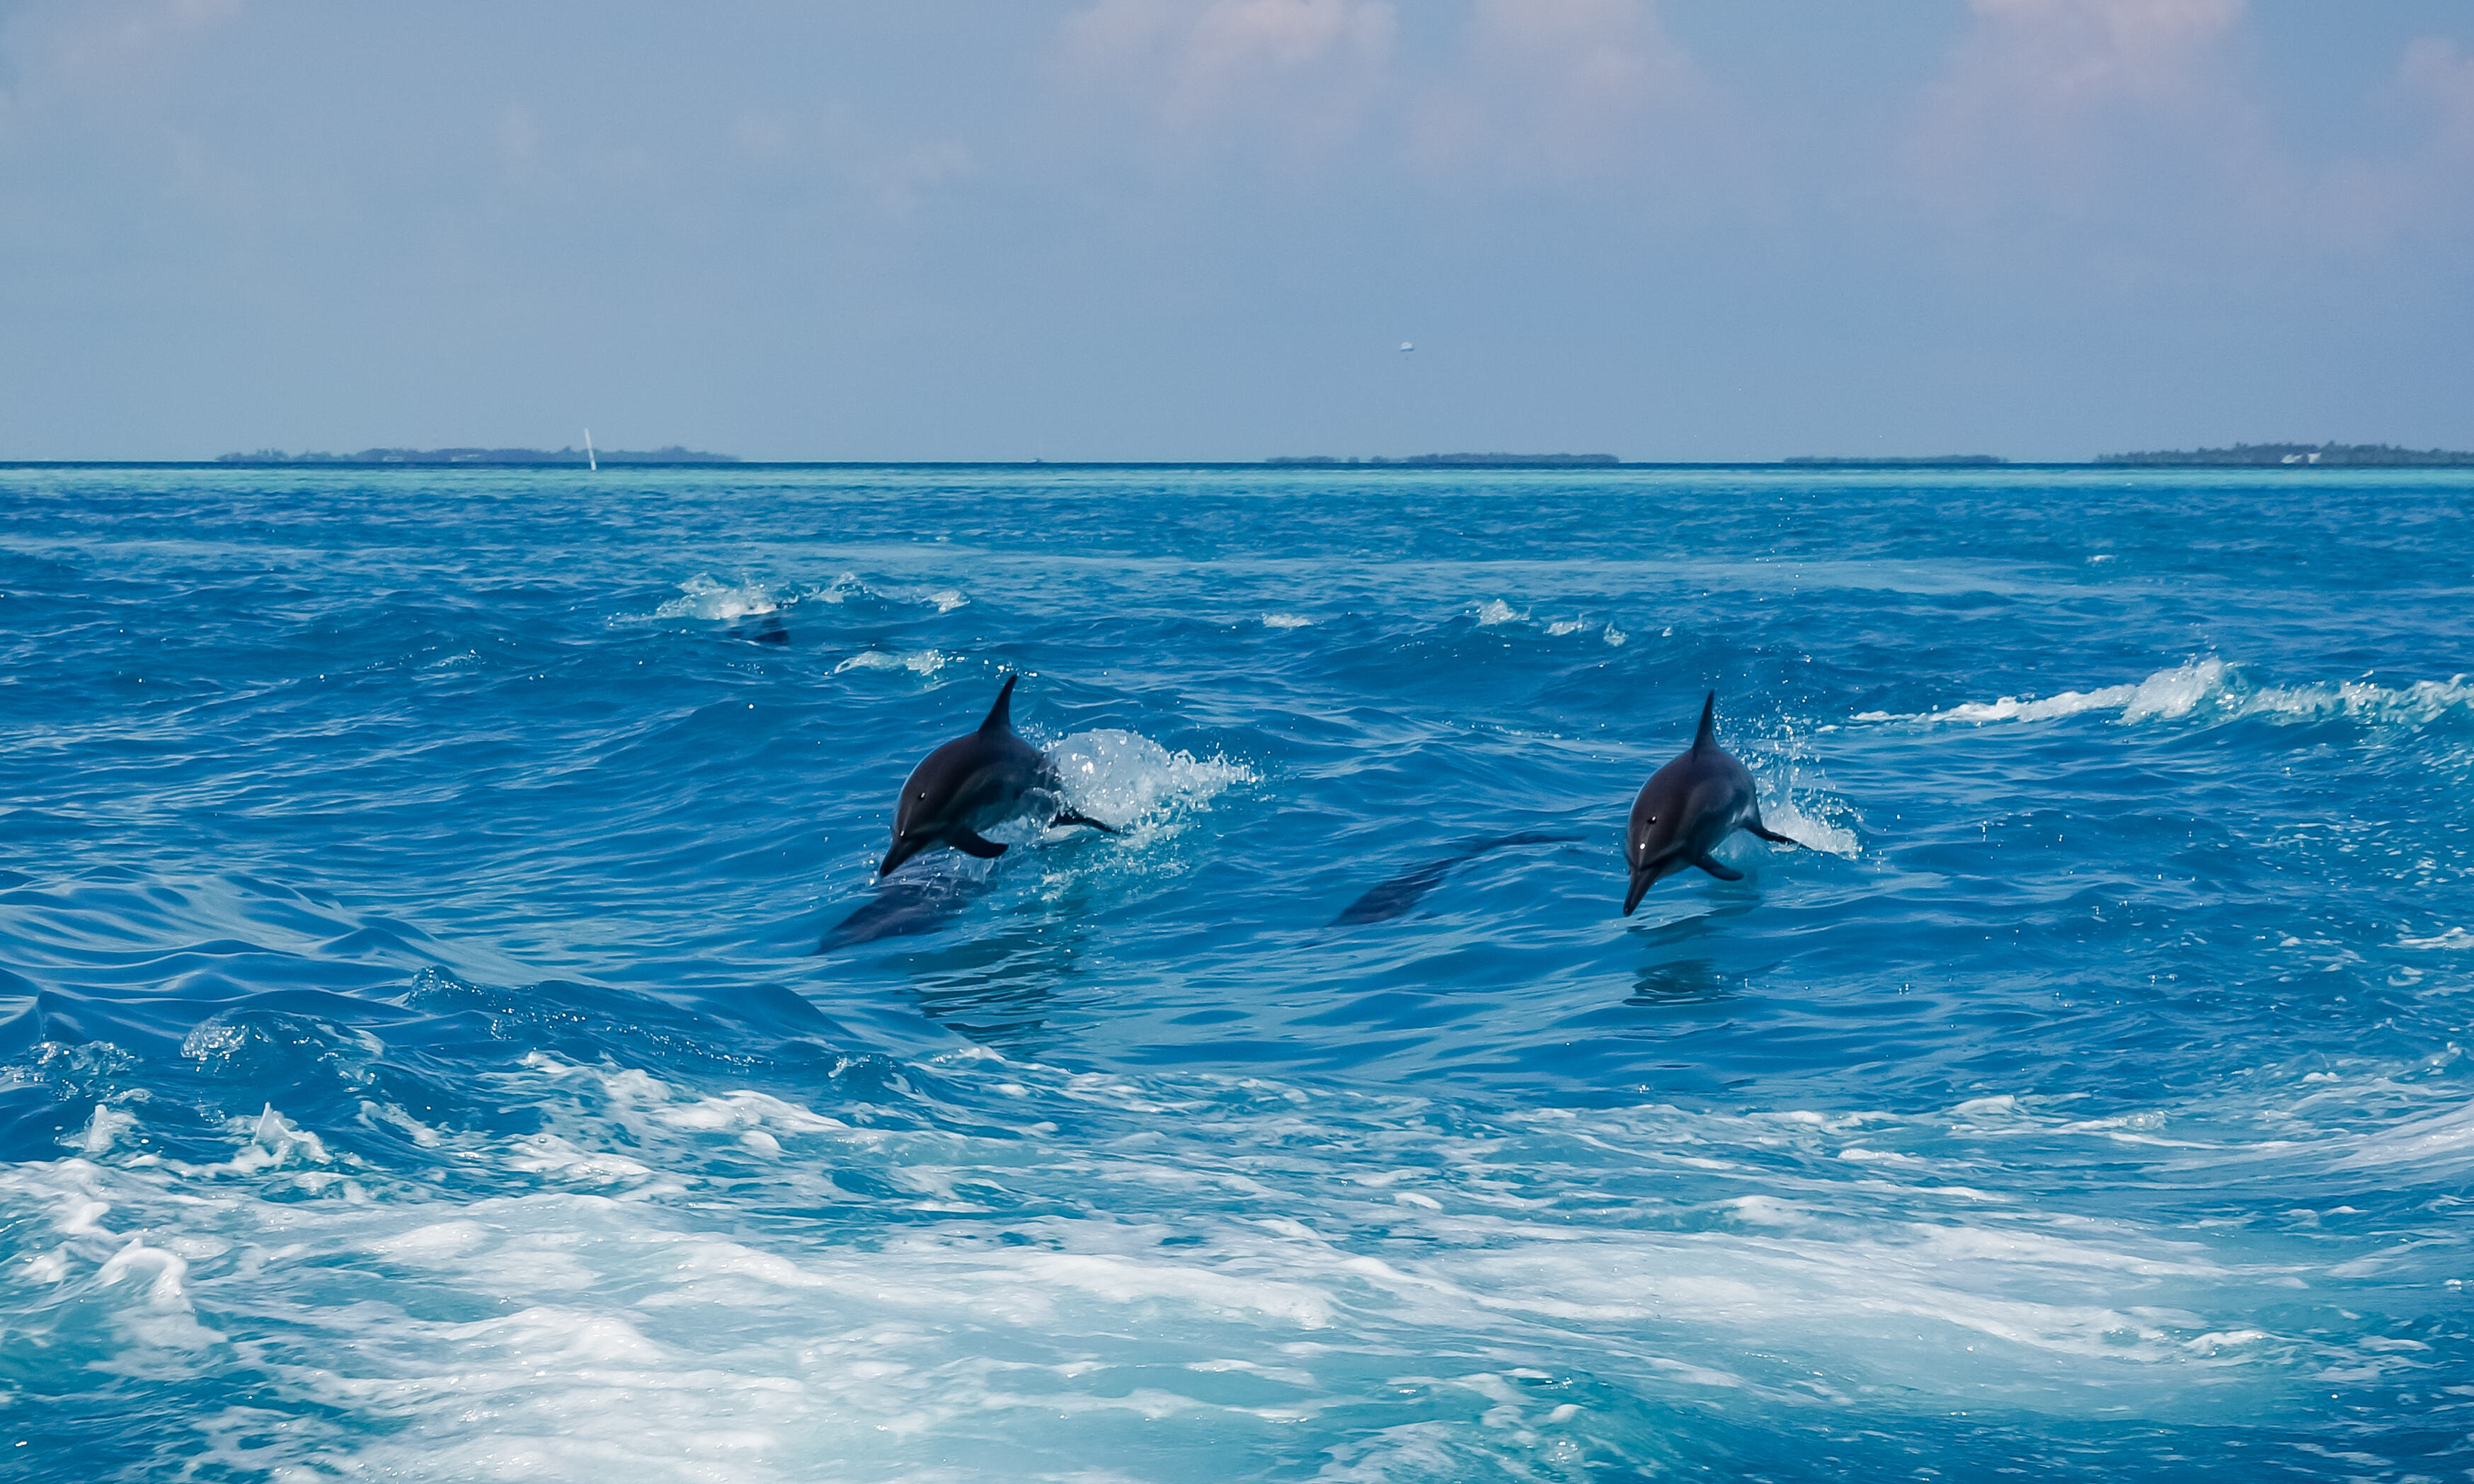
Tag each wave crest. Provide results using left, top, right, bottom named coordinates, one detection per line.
left=1857, top=660, right=2228, bottom=727
left=651, top=574, right=779, bottom=621
left=832, top=650, right=951, bottom=677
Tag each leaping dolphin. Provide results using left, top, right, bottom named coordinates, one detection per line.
left=878, top=674, right=1116, bottom=877
left=1623, top=692, right=1797, bottom=914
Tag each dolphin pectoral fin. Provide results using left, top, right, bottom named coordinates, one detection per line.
left=1052, top=809, right=1118, bottom=834
left=1748, top=823, right=1799, bottom=846
left=951, top=831, right=1009, bottom=859
left=1690, top=853, right=1744, bottom=882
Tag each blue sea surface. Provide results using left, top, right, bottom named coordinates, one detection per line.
left=2, top=465, right=2470, bottom=1480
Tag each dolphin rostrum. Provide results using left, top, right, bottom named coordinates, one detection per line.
left=1623, top=692, right=1797, bottom=914
left=878, top=674, right=1116, bottom=877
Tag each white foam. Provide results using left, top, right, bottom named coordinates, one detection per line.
left=800, top=572, right=866, bottom=604
left=75, top=1104, right=137, bottom=1158
left=2327, top=1100, right=2474, bottom=1172
left=1044, top=729, right=1254, bottom=831
left=651, top=574, right=779, bottom=621
left=1261, top=613, right=1313, bottom=629
left=1014, top=1252, right=1332, bottom=1328
left=924, top=588, right=968, bottom=613
left=2119, top=658, right=2228, bottom=720
left=1539, top=614, right=1627, bottom=645
left=2400, top=928, right=2474, bottom=951
left=1474, top=598, right=1521, bottom=626
left=832, top=650, right=951, bottom=677
left=1857, top=659, right=2227, bottom=726
left=2238, top=673, right=2474, bottom=725
left=1760, top=796, right=1860, bottom=858
left=0, top=1048, right=2360, bottom=1475
left=1860, top=662, right=2474, bottom=732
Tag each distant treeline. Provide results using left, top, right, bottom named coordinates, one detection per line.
left=2097, top=442, right=2474, bottom=468
left=216, top=446, right=738, bottom=466
left=1266, top=452, right=1620, bottom=468
left=1778, top=455, right=2005, bottom=468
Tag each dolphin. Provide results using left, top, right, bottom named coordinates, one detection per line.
left=819, top=871, right=983, bottom=951
left=878, top=674, right=1116, bottom=877
left=1332, top=831, right=1581, bottom=925
left=1623, top=692, right=1797, bottom=914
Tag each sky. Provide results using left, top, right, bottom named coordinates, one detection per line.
left=1, top=0, right=2470, bottom=462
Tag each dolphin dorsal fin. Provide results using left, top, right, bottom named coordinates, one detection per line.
left=1691, top=691, right=1717, bottom=752
left=979, top=674, right=1019, bottom=735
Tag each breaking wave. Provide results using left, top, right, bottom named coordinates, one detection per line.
left=1858, top=660, right=2474, bottom=730
left=650, top=574, right=779, bottom=621
left=832, top=650, right=953, bottom=677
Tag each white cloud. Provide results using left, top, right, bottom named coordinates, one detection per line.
left=2, top=0, right=241, bottom=112
left=1060, top=0, right=1397, bottom=148
left=1412, top=0, right=1704, bottom=177
left=2317, top=37, right=2474, bottom=251
left=1906, top=1, right=2474, bottom=268
left=1906, top=0, right=2260, bottom=219
left=1055, top=0, right=1719, bottom=182
left=1959, top=0, right=2243, bottom=104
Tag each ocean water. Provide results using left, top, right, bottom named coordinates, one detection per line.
left=2, top=464, right=2470, bottom=1481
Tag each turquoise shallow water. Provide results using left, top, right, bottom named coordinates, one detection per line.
left=2, top=465, right=2470, bottom=1480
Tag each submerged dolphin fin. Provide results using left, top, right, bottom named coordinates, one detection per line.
left=1052, top=808, right=1118, bottom=834
left=1691, top=691, right=1718, bottom=753
left=951, top=830, right=1008, bottom=859
left=979, top=674, right=1019, bottom=735
left=1748, top=822, right=1798, bottom=846
left=1689, top=852, right=1743, bottom=882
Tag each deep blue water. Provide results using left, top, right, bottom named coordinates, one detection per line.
left=3, top=465, right=2470, bottom=1481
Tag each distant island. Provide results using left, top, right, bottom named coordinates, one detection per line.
left=1778, top=455, right=2006, bottom=468
left=2096, top=442, right=2474, bottom=468
left=1266, top=452, right=1620, bottom=468
left=215, top=445, right=738, bottom=466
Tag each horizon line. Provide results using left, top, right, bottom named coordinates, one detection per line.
left=6, top=458, right=2473, bottom=472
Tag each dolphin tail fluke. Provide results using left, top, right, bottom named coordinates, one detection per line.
left=1748, top=822, right=1798, bottom=846
left=1689, top=852, right=1743, bottom=882
left=1692, top=691, right=1718, bottom=752
left=1053, top=808, right=1118, bottom=834
left=980, top=674, right=1019, bottom=735
left=952, top=830, right=1009, bottom=859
